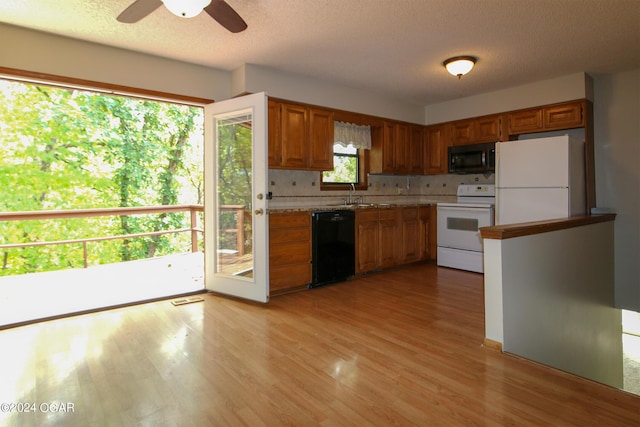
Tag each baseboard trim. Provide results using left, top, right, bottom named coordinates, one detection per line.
left=484, top=338, right=503, bottom=352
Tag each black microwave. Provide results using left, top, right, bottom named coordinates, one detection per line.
left=448, top=142, right=496, bottom=174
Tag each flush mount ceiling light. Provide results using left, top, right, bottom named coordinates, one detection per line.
left=443, top=56, right=477, bottom=79
left=162, top=0, right=212, bottom=18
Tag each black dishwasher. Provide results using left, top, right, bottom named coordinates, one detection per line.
left=311, top=210, right=355, bottom=288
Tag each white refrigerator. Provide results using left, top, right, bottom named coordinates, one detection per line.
left=495, top=135, right=586, bottom=225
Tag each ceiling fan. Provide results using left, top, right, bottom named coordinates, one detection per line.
left=117, top=0, right=247, bottom=33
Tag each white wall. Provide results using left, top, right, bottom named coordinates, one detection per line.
left=234, top=64, right=425, bottom=124
left=484, top=221, right=622, bottom=389
left=0, top=23, right=232, bottom=102
left=593, top=69, right=640, bottom=311
left=424, top=73, right=592, bottom=124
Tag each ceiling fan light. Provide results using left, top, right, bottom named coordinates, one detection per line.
left=443, top=56, right=477, bottom=78
left=162, top=0, right=212, bottom=18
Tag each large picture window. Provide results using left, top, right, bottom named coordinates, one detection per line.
left=0, top=76, right=205, bottom=275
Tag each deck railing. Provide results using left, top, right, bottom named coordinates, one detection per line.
left=0, top=205, right=245, bottom=270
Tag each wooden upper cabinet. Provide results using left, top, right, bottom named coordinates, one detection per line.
left=508, top=100, right=585, bottom=135
left=381, top=121, right=397, bottom=173
left=371, top=120, right=414, bottom=174
left=451, top=115, right=503, bottom=145
left=267, top=100, right=282, bottom=166
left=409, top=125, right=424, bottom=174
left=475, top=115, right=503, bottom=142
left=508, top=108, right=543, bottom=134
left=544, top=102, right=584, bottom=130
left=394, top=123, right=410, bottom=174
left=280, top=102, right=308, bottom=168
left=268, top=100, right=335, bottom=171
left=307, top=107, right=334, bottom=170
left=451, top=120, right=474, bottom=146
left=424, top=124, right=448, bottom=175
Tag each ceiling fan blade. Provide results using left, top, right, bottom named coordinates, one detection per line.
left=204, top=0, right=248, bottom=33
left=117, top=0, right=163, bottom=23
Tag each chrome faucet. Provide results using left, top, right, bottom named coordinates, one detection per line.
left=348, top=183, right=355, bottom=204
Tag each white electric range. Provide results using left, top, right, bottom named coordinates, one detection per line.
left=437, top=184, right=495, bottom=273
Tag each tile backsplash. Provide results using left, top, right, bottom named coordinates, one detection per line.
left=268, top=169, right=494, bottom=204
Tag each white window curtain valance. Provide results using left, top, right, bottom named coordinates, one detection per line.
left=334, top=121, right=372, bottom=150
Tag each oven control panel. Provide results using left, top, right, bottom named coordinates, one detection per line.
left=457, top=184, right=495, bottom=197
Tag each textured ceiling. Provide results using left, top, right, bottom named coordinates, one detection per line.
left=1, top=0, right=639, bottom=105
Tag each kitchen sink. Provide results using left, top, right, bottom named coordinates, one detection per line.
left=325, top=203, right=378, bottom=208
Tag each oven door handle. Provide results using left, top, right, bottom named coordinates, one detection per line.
left=438, top=206, right=491, bottom=213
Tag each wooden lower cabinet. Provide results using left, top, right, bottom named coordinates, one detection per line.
left=355, top=208, right=400, bottom=273
left=271, top=206, right=435, bottom=289
left=379, top=209, right=398, bottom=268
left=419, top=206, right=437, bottom=261
left=355, top=209, right=380, bottom=273
left=399, top=207, right=421, bottom=264
left=269, top=211, right=311, bottom=293
left=356, top=206, right=434, bottom=274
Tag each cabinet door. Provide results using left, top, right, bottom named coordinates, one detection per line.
left=544, top=102, right=584, bottom=130
left=424, top=124, right=448, bottom=174
left=267, top=99, right=282, bottom=167
left=280, top=103, right=308, bottom=168
left=394, top=123, right=410, bottom=174
left=418, top=207, right=430, bottom=260
left=451, top=120, right=474, bottom=146
left=400, top=207, right=420, bottom=264
left=429, top=205, right=437, bottom=261
left=269, top=212, right=312, bottom=293
left=382, top=121, right=396, bottom=173
left=508, top=108, right=543, bottom=134
left=409, top=125, right=424, bottom=174
left=379, top=209, right=398, bottom=268
left=356, top=210, right=380, bottom=273
left=474, top=115, right=502, bottom=143
left=307, top=107, right=334, bottom=170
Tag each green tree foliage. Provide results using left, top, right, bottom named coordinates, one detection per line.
left=217, top=120, right=252, bottom=253
left=0, top=80, right=204, bottom=275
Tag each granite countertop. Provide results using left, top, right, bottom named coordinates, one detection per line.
left=267, top=196, right=456, bottom=213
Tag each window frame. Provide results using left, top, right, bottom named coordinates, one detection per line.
left=0, top=66, right=213, bottom=106
left=321, top=143, right=360, bottom=185
left=320, top=147, right=369, bottom=191
left=320, top=111, right=378, bottom=192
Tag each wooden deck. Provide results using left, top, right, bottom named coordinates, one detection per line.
left=0, top=252, right=205, bottom=328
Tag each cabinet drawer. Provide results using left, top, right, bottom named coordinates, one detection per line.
left=270, top=227, right=310, bottom=244
left=379, top=209, right=398, bottom=221
left=270, top=213, right=310, bottom=228
left=270, top=263, right=311, bottom=290
left=357, top=209, right=379, bottom=223
left=401, top=207, right=418, bottom=220
left=269, top=241, right=310, bottom=265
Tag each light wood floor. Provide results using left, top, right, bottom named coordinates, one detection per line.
left=0, top=263, right=638, bottom=426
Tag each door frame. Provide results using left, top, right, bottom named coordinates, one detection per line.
left=203, top=92, right=269, bottom=303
